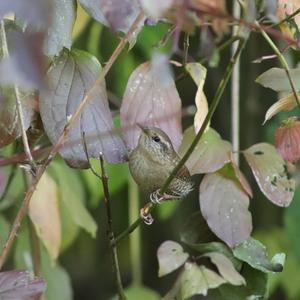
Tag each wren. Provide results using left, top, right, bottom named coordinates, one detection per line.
left=129, top=125, right=194, bottom=207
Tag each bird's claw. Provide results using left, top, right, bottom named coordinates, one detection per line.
left=140, top=207, right=154, bottom=225
left=150, top=189, right=164, bottom=204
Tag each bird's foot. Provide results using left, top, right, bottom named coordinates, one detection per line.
left=140, top=206, right=154, bottom=225
left=150, top=189, right=164, bottom=204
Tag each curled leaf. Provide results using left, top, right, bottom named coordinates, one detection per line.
left=256, top=67, right=300, bottom=92
left=29, top=173, right=61, bottom=261
left=157, top=240, right=189, bottom=277
left=264, top=92, right=300, bottom=124
left=203, top=252, right=246, bottom=286
left=120, top=54, right=182, bottom=150
left=179, top=127, right=231, bottom=174
left=186, top=62, right=209, bottom=133
left=233, top=237, right=285, bottom=273
left=199, top=172, right=252, bottom=247
left=40, top=48, right=127, bottom=168
left=243, top=143, right=295, bottom=207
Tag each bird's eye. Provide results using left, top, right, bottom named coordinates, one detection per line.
left=152, top=135, right=160, bottom=143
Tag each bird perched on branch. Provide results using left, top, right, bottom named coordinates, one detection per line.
left=129, top=125, right=193, bottom=224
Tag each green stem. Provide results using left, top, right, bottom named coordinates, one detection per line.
left=257, top=22, right=300, bottom=110
left=113, top=37, right=246, bottom=245
left=129, top=177, right=142, bottom=285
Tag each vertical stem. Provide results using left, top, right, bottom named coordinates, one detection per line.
left=129, top=177, right=142, bottom=285
left=231, top=1, right=241, bottom=165
left=99, top=156, right=126, bottom=300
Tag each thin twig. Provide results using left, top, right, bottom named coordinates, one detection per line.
left=257, top=22, right=300, bottom=110
left=231, top=0, right=241, bottom=165
left=83, top=134, right=126, bottom=299
left=0, top=11, right=145, bottom=270
left=129, top=176, right=142, bottom=285
left=99, top=155, right=126, bottom=300
left=113, top=37, right=246, bottom=246
left=0, top=20, right=36, bottom=172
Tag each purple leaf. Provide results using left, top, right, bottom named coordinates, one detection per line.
left=40, top=48, right=127, bottom=168
left=0, top=30, right=46, bottom=90
left=243, top=143, right=295, bottom=207
left=199, top=172, right=252, bottom=247
left=120, top=54, right=182, bottom=150
left=0, top=0, right=51, bottom=28
left=0, top=270, right=46, bottom=300
left=79, top=0, right=143, bottom=35
left=157, top=240, right=189, bottom=277
left=179, top=127, right=231, bottom=175
left=43, top=0, right=76, bottom=57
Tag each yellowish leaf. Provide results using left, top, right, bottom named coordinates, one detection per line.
left=186, top=63, right=209, bottom=133
left=29, top=173, right=61, bottom=261
left=264, top=92, right=300, bottom=124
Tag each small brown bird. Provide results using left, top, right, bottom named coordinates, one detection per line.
left=129, top=125, right=193, bottom=222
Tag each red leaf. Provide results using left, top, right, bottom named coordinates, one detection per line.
left=120, top=54, right=182, bottom=150
left=275, top=118, right=300, bottom=163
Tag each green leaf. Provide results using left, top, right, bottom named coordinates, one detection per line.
left=179, top=263, right=226, bottom=299
left=179, top=127, right=232, bottom=175
left=48, top=161, right=97, bottom=238
left=243, top=143, right=295, bottom=207
left=188, top=242, right=242, bottom=270
left=41, top=249, right=73, bottom=300
left=44, top=0, right=76, bottom=56
left=256, top=67, right=300, bottom=92
left=233, top=237, right=285, bottom=273
left=157, top=240, right=189, bottom=277
left=203, top=252, right=246, bottom=286
left=111, top=285, right=160, bottom=300
left=209, top=263, right=268, bottom=300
